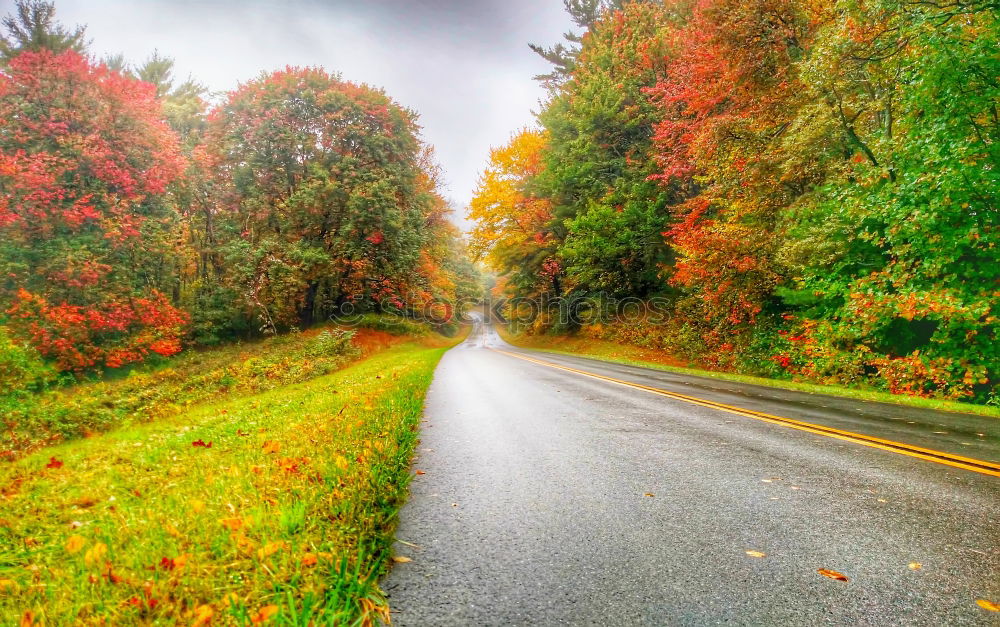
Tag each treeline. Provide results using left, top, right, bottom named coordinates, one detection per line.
left=0, top=1, right=480, bottom=381
left=471, top=0, right=998, bottom=402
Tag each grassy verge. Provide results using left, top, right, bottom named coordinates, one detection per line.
left=497, top=327, right=1000, bottom=419
left=0, top=334, right=462, bottom=624
left=1, top=324, right=415, bottom=460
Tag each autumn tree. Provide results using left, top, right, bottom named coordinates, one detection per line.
left=206, top=67, right=446, bottom=330
left=469, top=129, right=558, bottom=301
left=0, top=50, right=188, bottom=370
left=777, top=0, right=1000, bottom=398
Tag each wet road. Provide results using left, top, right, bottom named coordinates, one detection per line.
left=384, top=319, right=1000, bottom=625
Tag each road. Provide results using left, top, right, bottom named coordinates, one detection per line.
left=383, top=318, right=1000, bottom=625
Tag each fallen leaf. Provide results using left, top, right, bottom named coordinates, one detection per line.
left=19, top=611, right=34, bottom=627
left=191, top=499, right=206, bottom=514
left=192, top=439, right=212, bottom=448
left=262, top=440, right=281, bottom=454
left=818, top=568, right=849, bottom=582
left=45, top=457, right=63, bottom=469
left=251, top=604, right=279, bottom=624
left=976, top=599, right=999, bottom=612
left=746, top=550, right=766, bottom=558
left=301, top=553, right=318, bottom=566
left=0, top=578, right=18, bottom=591
left=392, top=556, right=412, bottom=563
left=415, top=470, right=426, bottom=475
left=84, top=542, right=107, bottom=567
left=192, top=604, right=214, bottom=626
left=644, top=492, right=655, bottom=497
left=66, top=534, right=86, bottom=554
left=908, top=562, right=922, bottom=571
left=220, top=517, right=244, bottom=532
left=257, top=541, right=286, bottom=560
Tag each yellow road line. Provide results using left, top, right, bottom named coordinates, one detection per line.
left=492, top=348, right=1000, bottom=478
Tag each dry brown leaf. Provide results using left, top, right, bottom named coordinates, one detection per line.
left=392, top=556, right=412, bottom=563
left=644, top=492, right=655, bottom=497
left=745, top=550, right=766, bottom=558
left=908, top=562, right=922, bottom=571
left=976, top=599, right=999, bottom=612
left=818, top=568, right=849, bottom=582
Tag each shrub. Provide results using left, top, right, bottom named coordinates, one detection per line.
left=0, top=325, right=51, bottom=395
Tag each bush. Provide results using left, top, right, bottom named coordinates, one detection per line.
left=306, top=329, right=360, bottom=359
left=0, top=325, right=51, bottom=395
left=354, top=313, right=429, bottom=337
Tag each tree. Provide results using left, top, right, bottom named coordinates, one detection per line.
left=468, top=129, right=558, bottom=298
left=206, top=67, right=439, bottom=330
left=0, top=0, right=87, bottom=64
left=0, top=50, right=188, bottom=371
left=529, top=0, right=627, bottom=88
left=538, top=2, right=679, bottom=299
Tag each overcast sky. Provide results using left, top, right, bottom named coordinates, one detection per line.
left=47, top=0, right=573, bottom=229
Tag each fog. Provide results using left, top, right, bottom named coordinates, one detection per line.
left=49, top=0, right=573, bottom=229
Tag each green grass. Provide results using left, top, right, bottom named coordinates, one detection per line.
left=0, top=337, right=460, bottom=625
left=498, top=327, right=1000, bottom=419
left=1, top=325, right=412, bottom=460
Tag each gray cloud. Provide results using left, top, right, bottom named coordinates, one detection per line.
left=50, top=0, right=572, bottom=229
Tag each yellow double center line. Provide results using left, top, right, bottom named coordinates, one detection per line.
left=492, top=348, right=1000, bottom=478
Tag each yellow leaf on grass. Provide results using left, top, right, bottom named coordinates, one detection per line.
left=257, top=541, right=286, bottom=560
left=746, top=550, right=766, bottom=558
left=84, top=542, right=107, bottom=567
left=0, top=579, right=18, bottom=592
left=192, top=604, right=214, bottom=626
left=262, top=441, right=281, bottom=454
left=165, top=523, right=181, bottom=537
left=65, top=534, right=86, bottom=554
left=976, top=599, right=999, bottom=612
left=251, top=604, right=279, bottom=624
left=392, top=556, right=412, bottom=563
left=817, top=568, right=849, bottom=582
left=191, top=499, right=206, bottom=514
left=908, top=562, right=922, bottom=571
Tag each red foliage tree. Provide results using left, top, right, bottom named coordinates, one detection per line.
left=0, top=50, right=188, bottom=370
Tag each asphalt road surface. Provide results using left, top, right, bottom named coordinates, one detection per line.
left=383, top=318, right=1000, bottom=626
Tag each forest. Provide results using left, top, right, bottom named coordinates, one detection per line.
left=471, top=0, right=999, bottom=404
